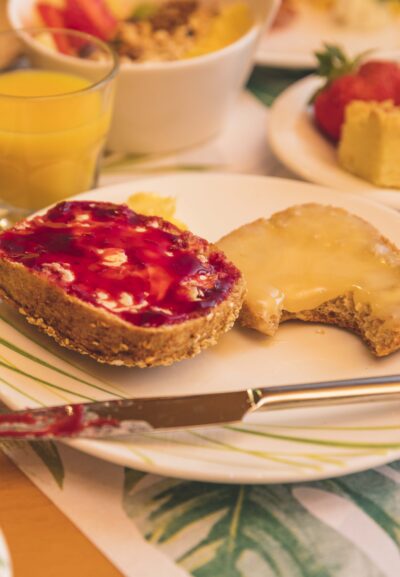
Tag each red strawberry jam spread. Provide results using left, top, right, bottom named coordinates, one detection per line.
left=0, top=201, right=240, bottom=327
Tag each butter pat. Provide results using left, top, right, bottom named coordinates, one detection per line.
left=127, top=192, right=187, bottom=229
left=338, top=100, right=400, bottom=188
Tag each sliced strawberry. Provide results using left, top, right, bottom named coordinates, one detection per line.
left=37, top=4, right=66, bottom=28
left=64, top=0, right=118, bottom=41
left=36, top=4, right=75, bottom=55
left=64, top=1, right=97, bottom=37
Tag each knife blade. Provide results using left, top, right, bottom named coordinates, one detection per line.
left=1, top=374, right=400, bottom=440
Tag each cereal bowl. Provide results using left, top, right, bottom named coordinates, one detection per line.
left=8, top=0, right=279, bottom=153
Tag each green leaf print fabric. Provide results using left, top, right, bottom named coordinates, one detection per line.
left=123, top=469, right=393, bottom=577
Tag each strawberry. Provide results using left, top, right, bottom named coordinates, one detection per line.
left=36, top=4, right=75, bottom=55
left=358, top=60, right=400, bottom=104
left=358, top=60, right=400, bottom=79
left=312, top=45, right=400, bottom=141
left=64, top=0, right=118, bottom=42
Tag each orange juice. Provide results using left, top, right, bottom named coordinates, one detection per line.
left=0, top=70, right=113, bottom=211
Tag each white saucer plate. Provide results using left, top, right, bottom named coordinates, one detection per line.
left=268, top=75, right=400, bottom=209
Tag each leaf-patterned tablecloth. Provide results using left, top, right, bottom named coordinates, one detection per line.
left=1, top=67, right=400, bottom=577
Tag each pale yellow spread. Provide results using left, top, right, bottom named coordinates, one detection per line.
left=217, top=204, right=400, bottom=333
left=338, top=100, right=400, bottom=188
left=127, top=192, right=187, bottom=229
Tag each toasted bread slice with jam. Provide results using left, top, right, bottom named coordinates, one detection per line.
left=0, top=201, right=245, bottom=367
left=217, top=204, right=400, bottom=357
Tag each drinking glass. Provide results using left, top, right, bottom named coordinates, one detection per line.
left=0, top=28, right=118, bottom=227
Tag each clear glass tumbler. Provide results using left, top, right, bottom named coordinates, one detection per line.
left=0, top=28, right=118, bottom=227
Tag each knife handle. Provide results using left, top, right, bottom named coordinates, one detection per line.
left=249, top=375, right=400, bottom=413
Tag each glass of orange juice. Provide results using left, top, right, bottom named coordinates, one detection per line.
left=0, top=28, right=118, bottom=226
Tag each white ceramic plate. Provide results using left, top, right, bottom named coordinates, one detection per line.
left=268, top=75, right=400, bottom=209
left=1, top=173, right=400, bottom=484
left=257, top=4, right=400, bottom=68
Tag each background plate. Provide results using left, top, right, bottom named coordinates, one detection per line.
left=257, top=4, right=400, bottom=68
left=1, top=173, right=400, bottom=484
left=268, top=76, right=400, bottom=209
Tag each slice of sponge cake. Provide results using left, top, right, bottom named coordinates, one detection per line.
left=338, top=100, right=400, bottom=188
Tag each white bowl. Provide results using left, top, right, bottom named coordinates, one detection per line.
left=8, top=0, right=279, bottom=154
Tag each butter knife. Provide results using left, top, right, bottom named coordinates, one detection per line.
left=1, top=374, right=400, bottom=440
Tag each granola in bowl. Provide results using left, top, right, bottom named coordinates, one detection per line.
left=115, top=1, right=219, bottom=62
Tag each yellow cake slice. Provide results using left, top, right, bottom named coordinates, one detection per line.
left=338, top=100, right=400, bottom=188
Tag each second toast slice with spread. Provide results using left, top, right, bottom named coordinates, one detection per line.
left=217, top=203, right=400, bottom=357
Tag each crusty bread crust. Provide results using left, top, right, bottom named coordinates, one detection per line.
left=0, top=257, right=245, bottom=367
left=238, top=292, right=400, bottom=357
left=281, top=293, right=400, bottom=357
left=239, top=302, right=280, bottom=337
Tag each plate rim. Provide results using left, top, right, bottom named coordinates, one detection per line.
left=255, top=49, right=315, bottom=69
left=67, top=434, right=400, bottom=485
